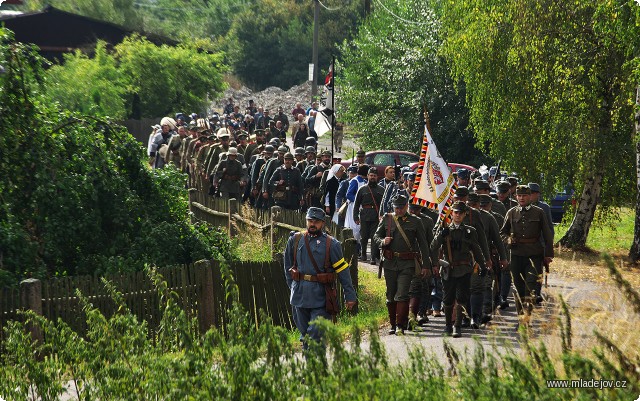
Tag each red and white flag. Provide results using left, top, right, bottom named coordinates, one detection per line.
left=410, top=125, right=457, bottom=225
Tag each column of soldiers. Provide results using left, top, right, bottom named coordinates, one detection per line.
left=372, top=166, right=554, bottom=338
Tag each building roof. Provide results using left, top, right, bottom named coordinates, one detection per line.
left=0, top=6, right=177, bottom=61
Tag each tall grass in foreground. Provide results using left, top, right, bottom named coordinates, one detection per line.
left=1, top=260, right=638, bottom=401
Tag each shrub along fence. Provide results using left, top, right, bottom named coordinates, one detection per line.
left=1, top=192, right=358, bottom=349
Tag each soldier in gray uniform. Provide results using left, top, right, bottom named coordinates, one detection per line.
left=284, top=207, right=357, bottom=350
left=304, top=150, right=332, bottom=208
left=474, top=179, right=507, bottom=217
left=259, top=146, right=287, bottom=208
left=353, top=167, right=385, bottom=264
left=500, top=185, right=554, bottom=319
left=374, top=195, right=432, bottom=335
left=497, top=181, right=518, bottom=211
left=269, top=152, right=304, bottom=210
left=408, top=203, right=435, bottom=327
left=467, top=193, right=508, bottom=327
left=529, top=182, right=554, bottom=303
left=250, top=145, right=274, bottom=209
left=214, top=147, right=246, bottom=199
left=479, top=194, right=509, bottom=311
left=430, top=201, right=487, bottom=338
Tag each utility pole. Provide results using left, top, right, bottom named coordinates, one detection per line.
left=311, top=0, right=320, bottom=100
left=364, top=0, right=371, bottom=14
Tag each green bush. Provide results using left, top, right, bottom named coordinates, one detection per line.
left=0, top=29, right=232, bottom=287
left=1, top=260, right=638, bottom=401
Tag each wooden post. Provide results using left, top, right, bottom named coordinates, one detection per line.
left=188, top=188, right=198, bottom=224
left=20, top=278, right=43, bottom=343
left=271, top=206, right=282, bottom=258
left=229, top=198, right=239, bottom=238
left=197, top=260, right=216, bottom=332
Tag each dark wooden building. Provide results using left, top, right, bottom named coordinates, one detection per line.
left=0, top=5, right=175, bottom=62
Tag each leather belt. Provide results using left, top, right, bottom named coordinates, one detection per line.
left=515, top=237, right=539, bottom=244
left=290, top=270, right=336, bottom=283
left=393, top=251, right=418, bottom=260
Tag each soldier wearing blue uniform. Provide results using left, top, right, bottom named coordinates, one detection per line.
left=284, top=207, right=357, bottom=349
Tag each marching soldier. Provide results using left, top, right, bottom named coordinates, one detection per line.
left=304, top=150, right=332, bottom=208
left=529, top=182, right=554, bottom=303
left=213, top=147, right=247, bottom=200
left=500, top=185, right=554, bottom=320
left=250, top=145, right=274, bottom=209
left=408, top=203, right=435, bottom=327
left=259, top=146, right=287, bottom=208
left=269, top=152, right=304, bottom=210
left=374, top=195, right=432, bottom=335
left=205, top=128, right=231, bottom=185
left=456, top=168, right=471, bottom=188
left=479, top=194, right=509, bottom=310
left=497, top=181, right=518, bottom=211
left=284, top=207, right=357, bottom=350
left=474, top=179, right=507, bottom=217
left=430, top=201, right=487, bottom=338
left=244, top=129, right=267, bottom=163
left=467, top=193, right=508, bottom=327
left=353, top=167, right=385, bottom=265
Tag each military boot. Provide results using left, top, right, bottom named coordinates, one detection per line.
left=453, top=304, right=463, bottom=338
left=396, top=301, right=409, bottom=335
left=408, top=297, right=420, bottom=331
left=443, top=305, right=454, bottom=336
left=387, top=302, right=397, bottom=335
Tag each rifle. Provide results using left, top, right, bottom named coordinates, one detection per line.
left=491, top=159, right=502, bottom=189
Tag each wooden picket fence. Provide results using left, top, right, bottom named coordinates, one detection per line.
left=0, top=190, right=358, bottom=349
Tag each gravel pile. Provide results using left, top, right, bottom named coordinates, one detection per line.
left=211, top=81, right=313, bottom=115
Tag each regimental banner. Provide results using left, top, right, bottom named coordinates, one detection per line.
left=410, top=124, right=457, bottom=225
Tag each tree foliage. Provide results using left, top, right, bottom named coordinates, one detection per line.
left=225, top=0, right=364, bottom=90
left=339, top=0, right=488, bottom=166
left=0, top=29, right=232, bottom=288
left=44, top=35, right=227, bottom=119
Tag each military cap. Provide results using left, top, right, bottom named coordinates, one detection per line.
left=269, top=138, right=281, bottom=146
left=356, top=149, right=366, bottom=157
left=474, top=179, right=490, bottom=190
left=254, top=129, right=266, bottom=135
left=409, top=202, right=422, bottom=210
left=284, top=152, right=294, bottom=160
left=305, top=146, right=317, bottom=154
left=515, top=185, right=531, bottom=195
left=294, top=147, right=305, bottom=155
left=496, top=181, right=510, bottom=193
left=229, top=141, right=237, bottom=147
left=216, top=128, right=230, bottom=139
left=479, top=194, right=492, bottom=205
left=392, top=194, right=408, bottom=207
left=347, top=165, right=358, bottom=173
left=264, top=145, right=275, bottom=153
left=227, top=147, right=238, bottom=156
left=407, top=172, right=416, bottom=181
left=236, top=131, right=248, bottom=139
left=207, top=135, right=216, bottom=140
left=357, top=164, right=370, bottom=176
left=368, top=167, right=377, bottom=175
left=454, top=186, right=469, bottom=197
left=456, top=168, right=470, bottom=179
left=528, top=182, right=541, bottom=193
left=277, top=145, right=288, bottom=153
left=467, top=192, right=480, bottom=203
left=320, top=150, right=332, bottom=157
left=452, top=201, right=468, bottom=212
left=306, top=206, right=326, bottom=221
left=507, top=176, right=519, bottom=186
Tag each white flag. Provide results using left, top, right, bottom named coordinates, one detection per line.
left=411, top=125, right=457, bottom=224
left=314, top=106, right=334, bottom=137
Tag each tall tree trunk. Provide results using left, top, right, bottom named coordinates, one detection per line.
left=558, top=172, right=603, bottom=249
left=628, top=85, right=640, bottom=262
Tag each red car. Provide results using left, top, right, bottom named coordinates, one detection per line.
left=341, top=150, right=476, bottom=178
left=340, top=150, right=420, bottom=177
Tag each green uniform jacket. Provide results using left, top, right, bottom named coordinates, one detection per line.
left=479, top=209, right=507, bottom=261
left=500, top=204, right=554, bottom=257
left=269, top=165, right=304, bottom=208
left=430, top=223, right=486, bottom=278
left=491, top=198, right=507, bottom=217
left=373, top=213, right=431, bottom=271
left=215, top=158, right=246, bottom=194
left=463, top=208, right=490, bottom=261
left=353, top=184, right=385, bottom=222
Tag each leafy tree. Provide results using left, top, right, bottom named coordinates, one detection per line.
left=21, top=0, right=142, bottom=29
left=226, top=0, right=364, bottom=91
left=339, top=0, right=488, bottom=166
left=0, top=29, right=232, bottom=288
left=439, top=0, right=637, bottom=248
left=45, top=41, right=127, bottom=119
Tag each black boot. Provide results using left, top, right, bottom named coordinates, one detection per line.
left=443, top=305, right=454, bottom=336
left=396, top=301, right=409, bottom=335
left=387, top=302, right=397, bottom=335
left=453, top=304, right=463, bottom=338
